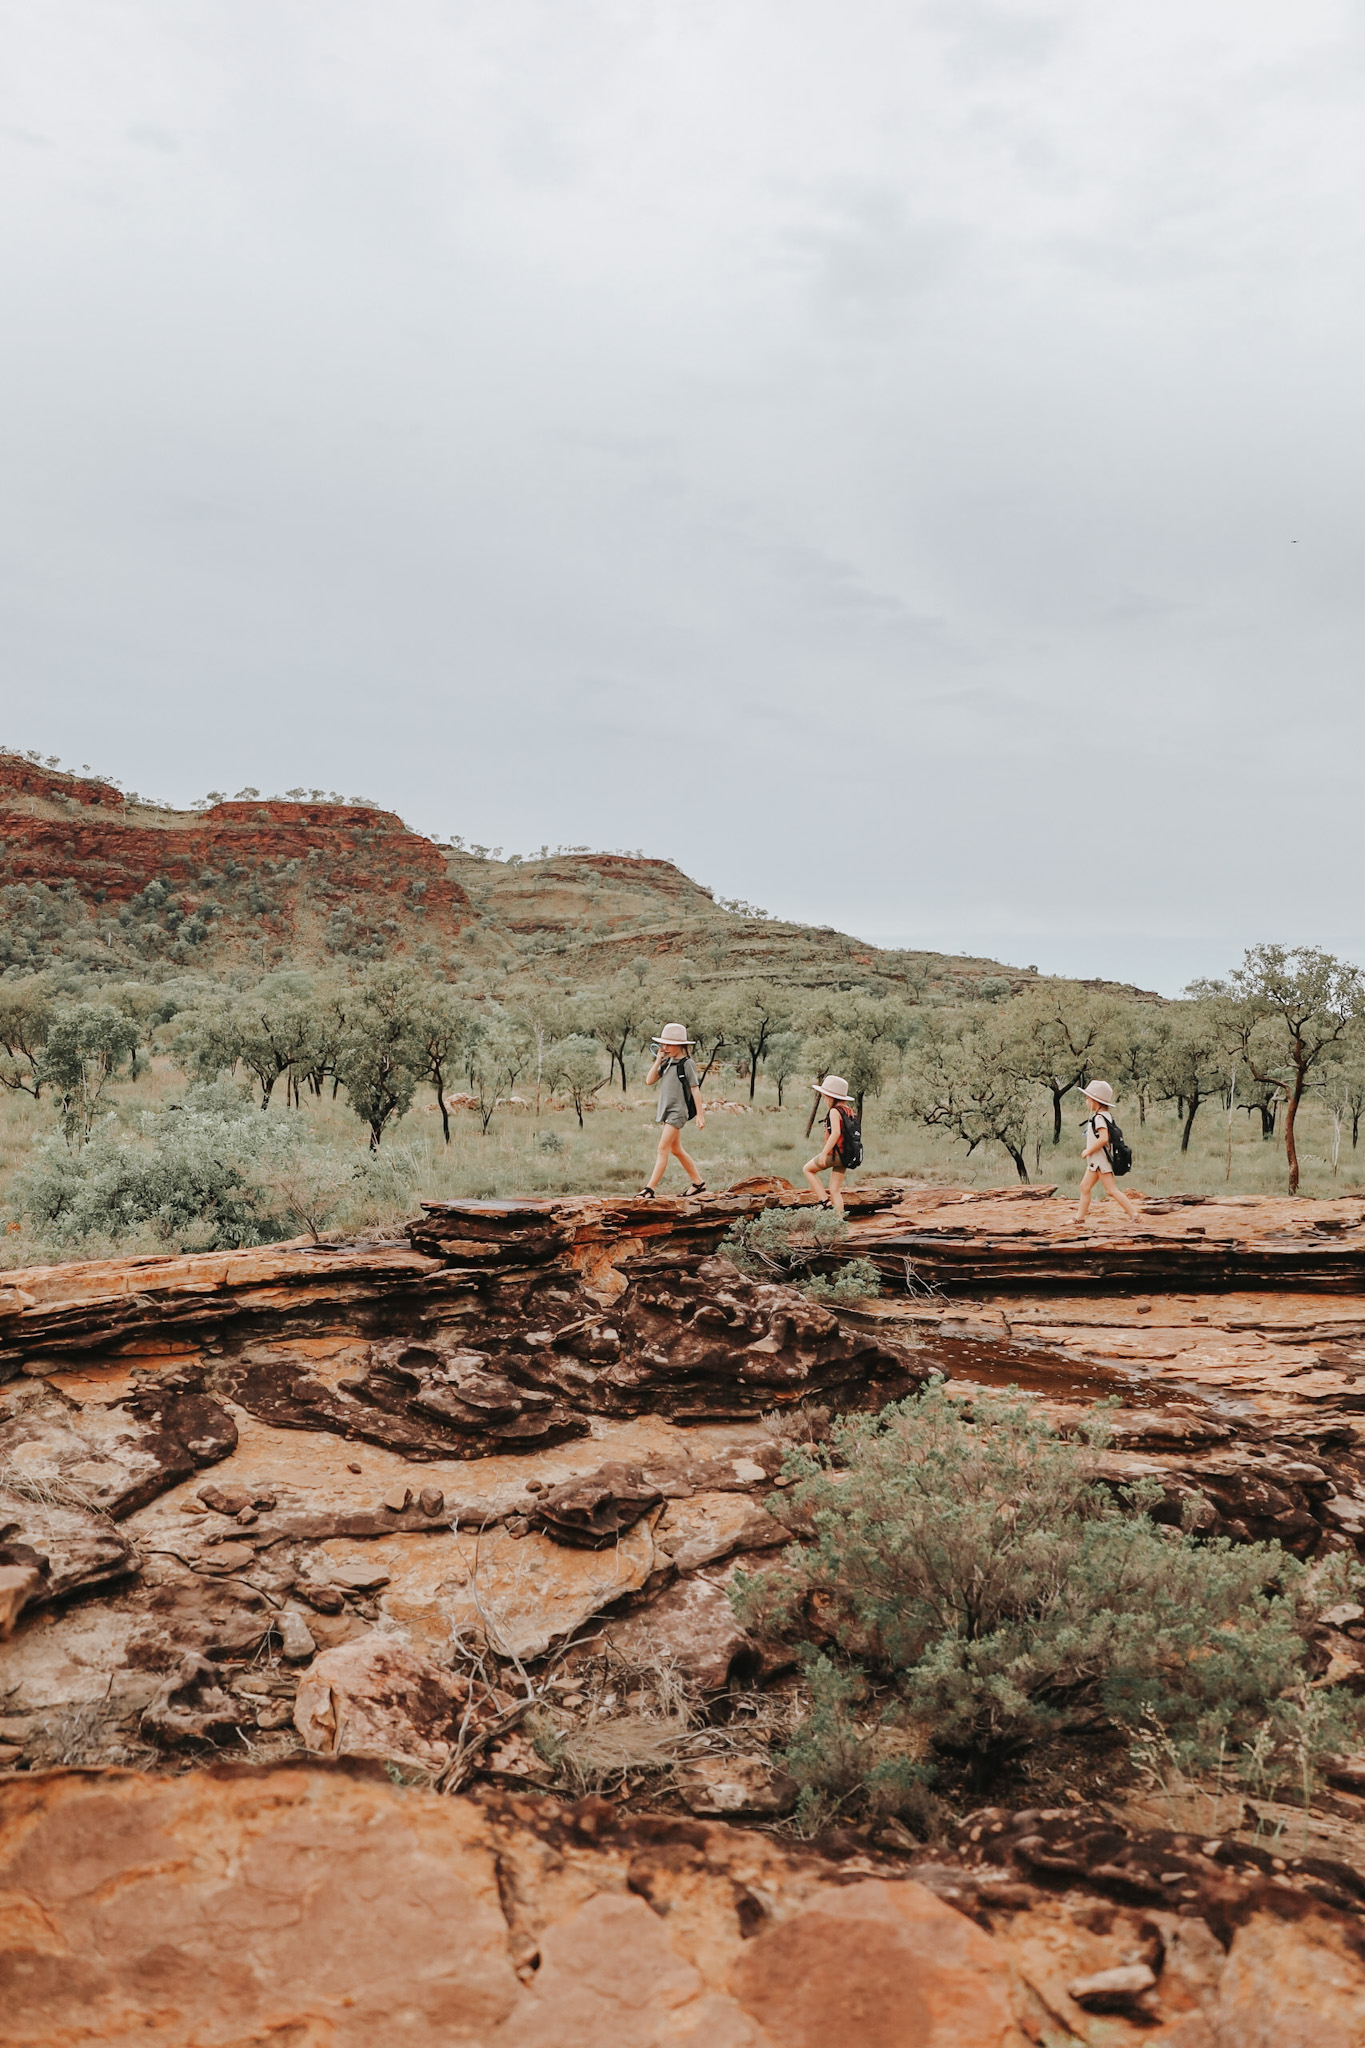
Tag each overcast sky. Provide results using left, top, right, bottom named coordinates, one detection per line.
left=2, top=2, right=1362, bottom=993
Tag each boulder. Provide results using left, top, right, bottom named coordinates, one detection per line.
left=293, top=1634, right=469, bottom=1770
left=0, top=1484, right=133, bottom=1604
left=530, top=1463, right=664, bottom=1547
left=676, top=1756, right=798, bottom=1818
left=2, top=1765, right=1362, bottom=2048
left=0, top=1375, right=236, bottom=1519
left=655, top=1490, right=789, bottom=1571
left=601, top=1568, right=767, bottom=1690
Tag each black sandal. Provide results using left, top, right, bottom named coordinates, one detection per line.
left=637, top=1186, right=656, bottom=1199
left=689, top=1181, right=707, bottom=1196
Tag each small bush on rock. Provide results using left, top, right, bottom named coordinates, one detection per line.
left=733, top=1385, right=1362, bottom=1798
left=781, top=1649, right=941, bottom=1834
left=722, top=1207, right=880, bottom=1300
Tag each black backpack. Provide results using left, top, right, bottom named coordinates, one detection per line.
left=1096, top=1113, right=1132, bottom=1177
left=830, top=1102, right=863, bottom=1169
left=669, top=1059, right=697, bottom=1123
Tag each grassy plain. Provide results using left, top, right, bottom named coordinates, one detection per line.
left=1, top=1054, right=1359, bottom=1268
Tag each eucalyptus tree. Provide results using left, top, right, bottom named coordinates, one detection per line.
left=1193, top=946, right=1365, bottom=1193
left=1151, top=1003, right=1225, bottom=1153
left=0, top=976, right=54, bottom=1100
left=40, top=1003, right=139, bottom=1144
left=894, top=1011, right=1036, bottom=1183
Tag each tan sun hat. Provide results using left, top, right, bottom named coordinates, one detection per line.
left=651, top=1023, right=694, bottom=1047
left=812, top=1075, right=852, bottom=1101
left=1082, top=1080, right=1115, bottom=1108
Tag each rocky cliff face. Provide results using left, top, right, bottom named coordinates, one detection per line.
left=1, top=1182, right=1362, bottom=2045
left=0, top=754, right=472, bottom=966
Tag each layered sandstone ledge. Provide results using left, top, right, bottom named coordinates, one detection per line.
left=1, top=1763, right=1362, bottom=2048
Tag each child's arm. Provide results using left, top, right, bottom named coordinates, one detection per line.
left=691, top=1060, right=705, bottom=1130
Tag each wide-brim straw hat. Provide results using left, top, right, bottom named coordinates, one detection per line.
left=812, top=1075, right=852, bottom=1101
left=1082, top=1080, right=1115, bottom=1108
left=651, top=1023, right=694, bottom=1047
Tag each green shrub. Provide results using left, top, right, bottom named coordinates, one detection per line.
left=781, top=1649, right=940, bottom=1833
left=18, top=1093, right=274, bottom=1250
left=733, top=1386, right=1361, bottom=1796
left=15, top=1084, right=380, bottom=1251
left=722, top=1206, right=879, bottom=1299
left=803, top=1257, right=882, bottom=1303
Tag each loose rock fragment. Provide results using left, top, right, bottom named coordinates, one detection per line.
left=417, top=1485, right=444, bottom=1516
left=329, top=1560, right=392, bottom=1592
left=0, top=1564, right=44, bottom=1639
left=141, top=1652, right=253, bottom=1747
left=676, top=1756, right=798, bottom=1817
left=1067, top=1962, right=1158, bottom=2008
left=277, top=1606, right=317, bottom=1662
left=197, top=1483, right=253, bottom=1516
left=293, top=1579, right=346, bottom=1615
left=530, top=1463, right=664, bottom=1547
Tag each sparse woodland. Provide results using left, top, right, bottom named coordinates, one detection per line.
left=0, top=932, right=1363, bottom=1263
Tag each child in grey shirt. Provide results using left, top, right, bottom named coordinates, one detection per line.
left=640, top=1023, right=706, bottom=1197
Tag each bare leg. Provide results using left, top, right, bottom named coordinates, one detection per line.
left=648, top=1125, right=701, bottom=1190
left=827, top=1168, right=846, bottom=1216
left=802, top=1156, right=827, bottom=1200
left=1075, top=1166, right=1100, bottom=1221
left=1091, top=1170, right=1142, bottom=1223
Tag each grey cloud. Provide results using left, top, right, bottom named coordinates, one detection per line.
left=0, top=0, right=1361, bottom=992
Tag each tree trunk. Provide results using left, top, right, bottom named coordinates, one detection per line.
left=1353, top=1108, right=1360, bottom=1148
left=1004, top=1141, right=1030, bottom=1184
left=1260, top=1101, right=1276, bottom=1138
left=805, top=1078, right=825, bottom=1137
left=433, top=1063, right=451, bottom=1145
left=1180, top=1092, right=1200, bottom=1153
left=1284, top=1079, right=1303, bottom=1194
left=1138, top=1092, right=1146, bottom=1125
left=1051, top=1087, right=1064, bottom=1144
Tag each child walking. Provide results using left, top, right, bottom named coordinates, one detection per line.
left=1075, top=1081, right=1142, bottom=1226
left=803, top=1075, right=859, bottom=1214
left=639, top=1024, right=706, bottom=1197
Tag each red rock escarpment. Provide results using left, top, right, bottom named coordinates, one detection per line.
left=0, top=753, right=471, bottom=954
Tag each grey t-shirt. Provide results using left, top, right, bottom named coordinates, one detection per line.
left=655, top=1056, right=699, bottom=1127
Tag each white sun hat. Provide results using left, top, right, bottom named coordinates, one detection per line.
left=812, top=1075, right=852, bottom=1101
left=651, top=1022, right=694, bottom=1046
left=1082, top=1080, right=1115, bottom=1108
